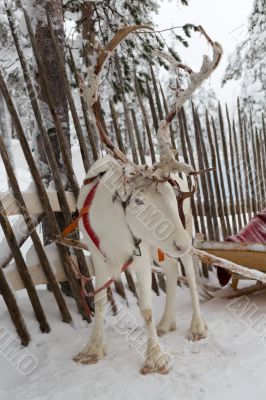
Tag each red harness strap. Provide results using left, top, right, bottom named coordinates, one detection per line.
left=87, top=258, right=134, bottom=298
left=61, top=174, right=134, bottom=303
left=62, top=206, right=89, bottom=238
left=158, top=248, right=165, bottom=262
left=82, top=181, right=101, bottom=252
left=62, top=175, right=99, bottom=238
left=63, top=178, right=104, bottom=256
left=68, top=257, right=94, bottom=318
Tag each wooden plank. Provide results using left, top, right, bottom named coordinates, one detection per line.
left=5, top=255, right=94, bottom=292
left=0, top=191, right=76, bottom=216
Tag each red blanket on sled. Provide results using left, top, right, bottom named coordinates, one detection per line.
left=217, top=208, right=266, bottom=286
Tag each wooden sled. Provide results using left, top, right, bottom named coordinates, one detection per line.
left=193, top=240, right=266, bottom=298
left=194, top=240, right=266, bottom=272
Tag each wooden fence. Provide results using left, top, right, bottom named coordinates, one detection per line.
left=0, top=9, right=265, bottom=345
left=107, top=80, right=266, bottom=242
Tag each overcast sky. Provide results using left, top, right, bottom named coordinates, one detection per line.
left=154, top=0, right=254, bottom=102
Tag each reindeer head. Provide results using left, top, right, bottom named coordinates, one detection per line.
left=124, top=172, right=192, bottom=257
left=81, top=25, right=222, bottom=259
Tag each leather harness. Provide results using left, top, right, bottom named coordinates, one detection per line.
left=62, top=172, right=197, bottom=265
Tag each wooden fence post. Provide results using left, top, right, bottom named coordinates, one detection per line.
left=0, top=197, right=50, bottom=333
left=205, top=111, right=227, bottom=239
left=0, top=265, right=30, bottom=345
left=218, top=104, right=237, bottom=233
left=0, top=71, right=91, bottom=321
left=232, top=119, right=248, bottom=225
left=182, top=107, right=207, bottom=237
left=47, top=14, right=90, bottom=172
left=0, top=135, right=72, bottom=323
left=67, top=46, right=99, bottom=161
left=225, top=104, right=243, bottom=230
left=243, top=114, right=257, bottom=214
left=211, top=116, right=232, bottom=235
left=135, top=77, right=156, bottom=163
left=130, top=108, right=146, bottom=164
left=109, top=99, right=126, bottom=154
left=193, top=105, right=214, bottom=240
left=196, top=110, right=220, bottom=240
left=24, top=10, right=80, bottom=198
left=114, top=55, right=139, bottom=164
left=178, top=109, right=199, bottom=233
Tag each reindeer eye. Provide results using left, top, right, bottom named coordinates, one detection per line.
left=134, top=198, right=145, bottom=205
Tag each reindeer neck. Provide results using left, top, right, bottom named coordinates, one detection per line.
left=87, top=176, right=136, bottom=278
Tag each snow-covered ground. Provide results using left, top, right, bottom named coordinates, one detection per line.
left=1, top=284, right=266, bottom=400
left=1, top=140, right=266, bottom=399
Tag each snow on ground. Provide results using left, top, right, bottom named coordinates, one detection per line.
left=1, top=283, right=266, bottom=400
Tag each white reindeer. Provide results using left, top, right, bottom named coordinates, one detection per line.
left=73, top=25, right=222, bottom=374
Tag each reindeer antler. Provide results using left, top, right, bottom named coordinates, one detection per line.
left=155, top=26, right=223, bottom=177
left=82, top=25, right=153, bottom=164
left=82, top=24, right=222, bottom=181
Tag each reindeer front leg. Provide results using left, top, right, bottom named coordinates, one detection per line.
left=74, top=253, right=108, bottom=364
left=133, top=245, right=171, bottom=375
left=181, top=253, right=207, bottom=341
left=157, top=259, right=178, bottom=336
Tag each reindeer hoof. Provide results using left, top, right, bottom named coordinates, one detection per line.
left=73, top=343, right=107, bottom=365
left=140, top=364, right=170, bottom=375
left=187, top=316, right=208, bottom=341
left=157, top=321, right=177, bottom=337
left=73, top=353, right=99, bottom=365
left=140, top=345, right=172, bottom=375
left=187, top=331, right=207, bottom=342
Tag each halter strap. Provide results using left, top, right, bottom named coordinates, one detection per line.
left=167, top=178, right=195, bottom=229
